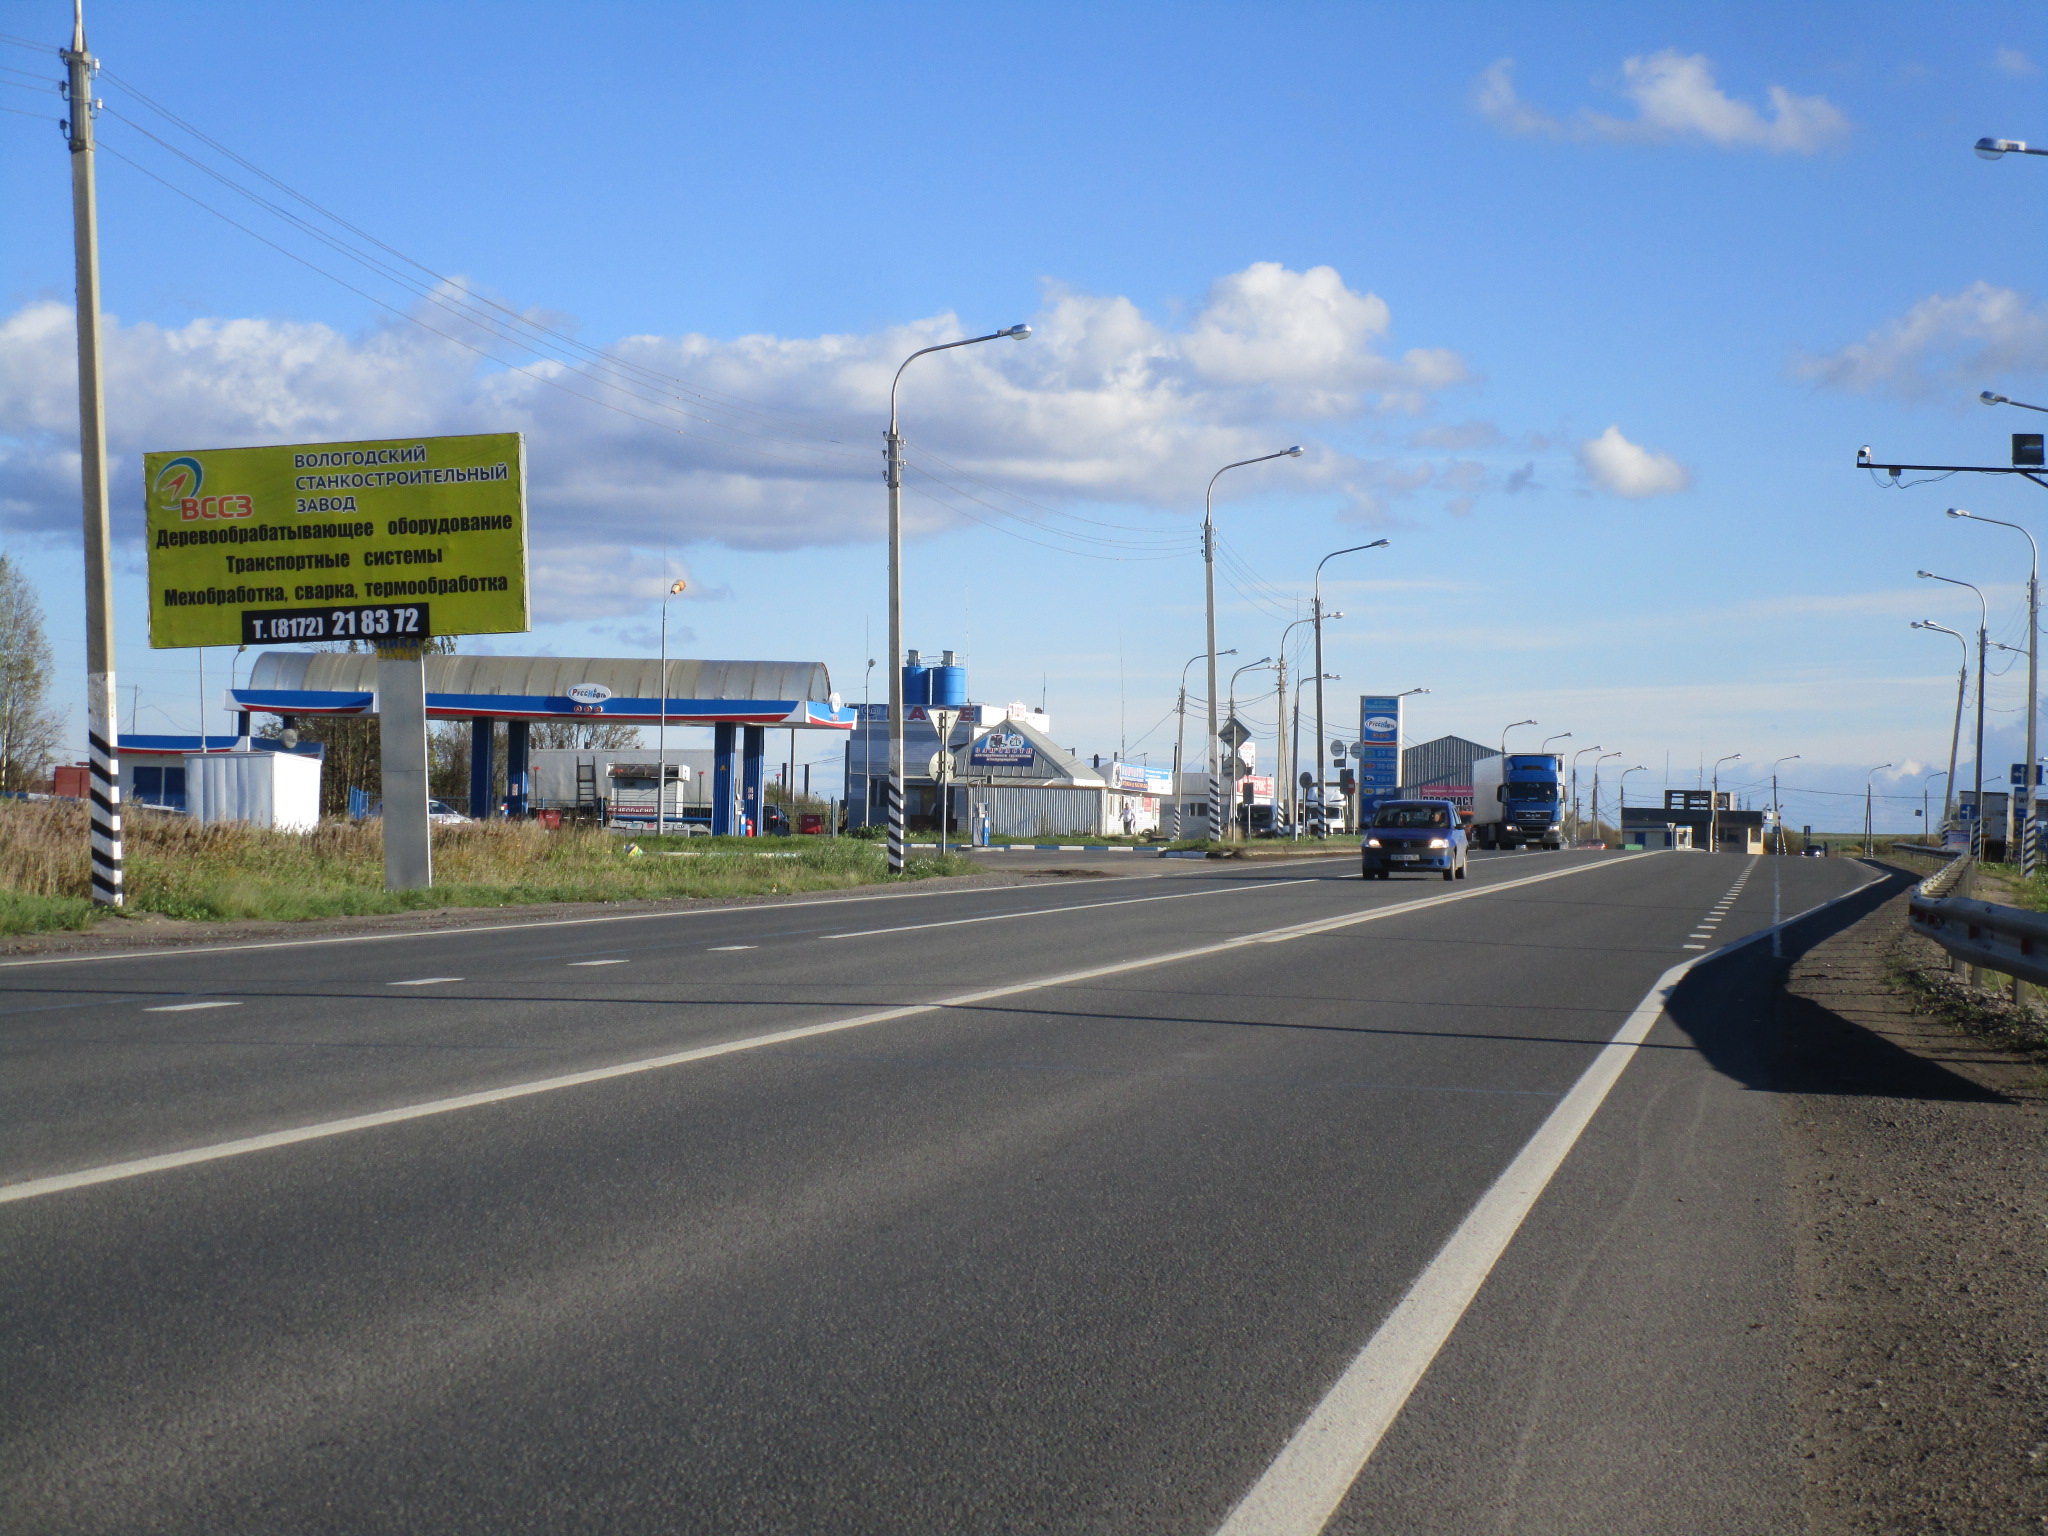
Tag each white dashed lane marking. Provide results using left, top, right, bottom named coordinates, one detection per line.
left=144, top=1000, right=242, bottom=1012
left=388, top=977, right=463, bottom=986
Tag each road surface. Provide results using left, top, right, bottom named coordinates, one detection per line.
left=0, top=847, right=1884, bottom=1533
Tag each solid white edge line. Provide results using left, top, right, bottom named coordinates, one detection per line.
left=0, top=854, right=1652, bottom=1207
left=1210, top=865, right=1891, bottom=1536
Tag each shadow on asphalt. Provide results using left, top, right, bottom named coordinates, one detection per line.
left=1661, top=864, right=2007, bottom=1105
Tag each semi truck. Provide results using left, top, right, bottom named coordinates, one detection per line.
left=1470, top=753, right=1564, bottom=850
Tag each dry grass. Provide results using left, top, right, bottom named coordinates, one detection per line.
left=0, top=799, right=971, bottom=932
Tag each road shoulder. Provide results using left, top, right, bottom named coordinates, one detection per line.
left=1780, top=877, right=2048, bottom=1533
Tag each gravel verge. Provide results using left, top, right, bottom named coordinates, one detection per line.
left=1780, top=872, right=2048, bottom=1532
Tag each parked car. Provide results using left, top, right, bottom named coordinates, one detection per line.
left=1361, top=798, right=1468, bottom=881
left=364, top=798, right=472, bottom=825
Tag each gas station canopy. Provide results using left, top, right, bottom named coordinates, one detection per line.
left=233, top=652, right=854, bottom=729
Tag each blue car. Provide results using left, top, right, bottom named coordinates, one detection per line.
left=1362, top=798, right=1469, bottom=881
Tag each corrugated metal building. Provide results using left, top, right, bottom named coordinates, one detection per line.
left=1401, top=735, right=1494, bottom=795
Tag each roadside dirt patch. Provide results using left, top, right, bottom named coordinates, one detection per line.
left=1780, top=879, right=2048, bottom=1532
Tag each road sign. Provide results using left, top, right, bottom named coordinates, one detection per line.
left=144, top=432, right=529, bottom=648
left=1218, top=717, right=1252, bottom=749
left=927, top=707, right=960, bottom=782
left=1329, top=739, right=1347, bottom=757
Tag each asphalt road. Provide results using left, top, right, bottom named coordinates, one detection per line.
left=0, top=847, right=1883, bottom=1534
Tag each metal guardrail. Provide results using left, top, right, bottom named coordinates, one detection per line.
left=1907, top=851, right=2048, bottom=986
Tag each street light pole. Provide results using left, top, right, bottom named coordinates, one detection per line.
left=1569, top=744, right=1604, bottom=845
left=1540, top=732, right=1571, bottom=755
left=1710, top=753, right=1742, bottom=854
left=1617, top=764, right=1645, bottom=830
left=1768, top=755, right=1801, bottom=857
left=1865, top=763, right=1895, bottom=856
left=1205, top=450, right=1301, bottom=844
left=1276, top=617, right=1321, bottom=832
left=1949, top=508, right=2039, bottom=873
left=1171, top=646, right=1231, bottom=840
left=1226, top=656, right=1275, bottom=839
left=885, top=323, right=1031, bottom=872
left=1499, top=718, right=1537, bottom=758
left=1311, top=539, right=1388, bottom=834
left=657, top=578, right=686, bottom=837
left=1591, top=751, right=1622, bottom=846
left=1920, top=570, right=1989, bottom=857
left=1912, top=620, right=1971, bottom=829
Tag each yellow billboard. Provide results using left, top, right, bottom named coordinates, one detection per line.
left=144, top=432, right=529, bottom=649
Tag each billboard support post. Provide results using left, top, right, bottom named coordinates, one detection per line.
left=64, top=4, right=121, bottom=906
left=377, top=644, right=432, bottom=890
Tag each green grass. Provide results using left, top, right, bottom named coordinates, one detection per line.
left=0, top=890, right=99, bottom=934
left=0, top=800, right=979, bottom=935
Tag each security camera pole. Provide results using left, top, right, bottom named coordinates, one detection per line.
left=62, top=2, right=121, bottom=906
left=884, top=324, right=1030, bottom=873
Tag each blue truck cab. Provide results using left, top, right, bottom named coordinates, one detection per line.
left=1362, top=798, right=1469, bottom=881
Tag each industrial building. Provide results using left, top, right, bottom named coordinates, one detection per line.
left=1621, top=791, right=1766, bottom=853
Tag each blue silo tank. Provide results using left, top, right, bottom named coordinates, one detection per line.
left=928, top=663, right=967, bottom=708
left=901, top=649, right=930, bottom=709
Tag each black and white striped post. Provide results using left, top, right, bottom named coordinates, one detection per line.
left=64, top=5, right=122, bottom=906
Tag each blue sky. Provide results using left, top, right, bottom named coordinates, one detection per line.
left=4, top=1, right=2046, bottom=828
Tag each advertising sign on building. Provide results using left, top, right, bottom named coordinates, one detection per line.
left=1112, top=762, right=1172, bottom=794
left=1356, top=695, right=1403, bottom=797
left=970, top=730, right=1036, bottom=767
left=144, top=433, right=529, bottom=648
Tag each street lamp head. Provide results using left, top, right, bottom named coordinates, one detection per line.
left=1947, top=508, right=1971, bottom=520
left=1982, top=390, right=2009, bottom=406
left=1977, top=137, right=2024, bottom=159
left=667, top=579, right=688, bottom=595
left=1916, top=570, right=1934, bottom=579
left=1365, top=538, right=1389, bottom=548
left=1001, top=324, right=1032, bottom=340
left=1329, top=610, right=1345, bottom=620
left=1284, top=446, right=1303, bottom=457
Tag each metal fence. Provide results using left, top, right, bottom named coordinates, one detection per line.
left=1906, top=851, right=2048, bottom=989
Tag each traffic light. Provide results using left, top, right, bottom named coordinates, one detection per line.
left=1339, top=768, right=1357, bottom=797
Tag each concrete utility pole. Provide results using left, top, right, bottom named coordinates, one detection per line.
left=1204, top=451, right=1301, bottom=841
left=62, top=1, right=120, bottom=905
left=885, top=324, right=1029, bottom=872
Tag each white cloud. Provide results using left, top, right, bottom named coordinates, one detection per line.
left=0, top=263, right=1473, bottom=616
left=1577, top=425, right=1690, bottom=497
left=1993, top=46, right=2038, bottom=77
left=1795, top=281, right=2048, bottom=398
left=1475, top=52, right=1848, bottom=153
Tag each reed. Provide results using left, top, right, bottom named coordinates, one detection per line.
left=0, top=800, right=971, bottom=932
